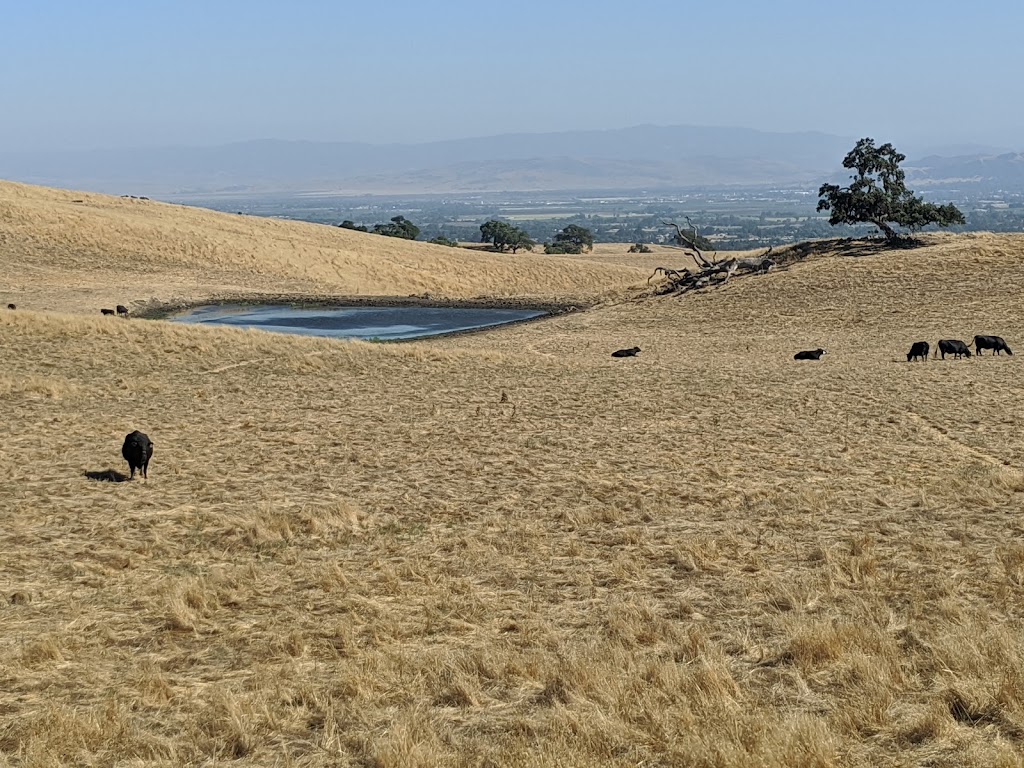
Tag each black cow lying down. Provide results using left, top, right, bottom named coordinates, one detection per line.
left=612, top=347, right=641, bottom=358
left=974, top=335, right=1013, bottom=356
left=122, top=430, right=154, bottom=480
left=794, top=348, right=826, bottom=360
left=936, top=339, right=972, bottom=359
left=907, top=341, right=929, bottom=362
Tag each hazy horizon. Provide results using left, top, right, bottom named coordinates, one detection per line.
left=4, top=128, right=1017, bottom=159
left=5, top=0, right=1024, bottom=155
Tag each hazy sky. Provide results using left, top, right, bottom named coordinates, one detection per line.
left=4, top=0, right=1023, bottom=152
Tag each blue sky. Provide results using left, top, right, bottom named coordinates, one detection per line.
left=3, top=0, right=1023, bottom=151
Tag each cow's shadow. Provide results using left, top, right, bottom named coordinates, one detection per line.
left=85, top=468, right=130, bottom=482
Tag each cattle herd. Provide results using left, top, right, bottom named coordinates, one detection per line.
left=4, top=301, right=148, bottom=479
left=5, top=303, right=130, bottom=316
left=6, top=296, right=1017, bottom=480
left=612, top=335, right=1013, bottom=364
left=610, top=334, right=1013, bottom=365
left=105, top=329, right=1014, bottom=480
left=907, top=335, right=1012, bottom=361
left=789, top=335, right=1012, bottom=362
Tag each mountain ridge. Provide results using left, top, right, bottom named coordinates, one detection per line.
left=1, top=125, right=1021, bottom=195
left=0, top=124, right=853, bottom=194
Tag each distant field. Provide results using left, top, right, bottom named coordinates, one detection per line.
left=3, top=180, right=1024, bottom=766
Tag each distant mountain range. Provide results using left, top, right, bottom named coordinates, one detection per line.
left=0, top=125, right=1020, bottom=195
left=904, top=153, right=1024, bottom=189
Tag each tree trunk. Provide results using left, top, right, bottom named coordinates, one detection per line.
left=872, top=219, right=899, bottom=241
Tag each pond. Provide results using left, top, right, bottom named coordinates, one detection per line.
left=169, top=304, right=547, bottom=341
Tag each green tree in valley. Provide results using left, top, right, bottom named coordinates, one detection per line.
left=817, top=138, right=964, bottom=242
left=544, top=224, right=594, bottom=254
left=479, top=220, right=535, bottom=253
left=372, top=216, right=420, bottom=240
left=338, top=220, right=368, bottom=232
left=429, top=235, right=460, bottom=247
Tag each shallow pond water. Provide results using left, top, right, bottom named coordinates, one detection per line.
left=170, top=304, right=547, bottom=341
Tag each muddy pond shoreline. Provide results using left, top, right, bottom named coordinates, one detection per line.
left=143, top=294, right=585, bottom=342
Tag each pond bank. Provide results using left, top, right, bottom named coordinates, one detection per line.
left=146, top=294, right=587, bottom=342
left=140, top=293, right=585, bottom=321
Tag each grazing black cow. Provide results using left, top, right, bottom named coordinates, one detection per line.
left=6, top=304, right=14, bottom=310
left=611, top=347, right=641, bottom=358
left=794, top=348, right=826, bottom=360
left=121, top=431, right=154, bottom=480
left=936, top=339, right=972, bottom=359
left=907, top=341, right=929, bottom=362
left=101, top=308, right=115, bottom=316
left=974, top=335, right=1013, bottom=356
left=116, top=305, right=130, bottom=317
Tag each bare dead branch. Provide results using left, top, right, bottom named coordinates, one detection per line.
left=647, top=266, right=691, bottom=285
left=660, top=219, right=714, bottom=268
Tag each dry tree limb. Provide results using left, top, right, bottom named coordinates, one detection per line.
left=647, top=266, right=691, bottom=285
left=647, top=242, right=776, bottom=296
left=661, top=218, right=716, bottom=269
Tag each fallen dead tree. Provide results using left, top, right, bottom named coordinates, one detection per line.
left=649, top=218, right=775, bottom=295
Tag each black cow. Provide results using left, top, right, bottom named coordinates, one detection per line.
left=612, top=347, right=641, bottom=358
left=936, top=339, right=972, bottom=359
left=907, top=341, right=929, bottom=362
left=116, top=305, right=130, bottom=317
left=794, top=348, right=826, bottom=360
left=121, top=430, right=154, bottom=480
left=974, top=335, right=1013, bottom=356
left=101, top=308, right=115, bottom=316
left=6, top=304, right=14, bottom=310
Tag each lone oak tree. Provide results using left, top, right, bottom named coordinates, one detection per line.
left=372, top=216, right=420, bottom=240
left=479, top=221, right=535, bottom=253
left=544, top=224, right=594, bottom=254
left=817, top=138, right=964, bottom=242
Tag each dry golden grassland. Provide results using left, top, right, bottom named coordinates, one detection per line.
left=0, top=180, right=645, bottom=314
left=3, top=181, right=1024, bottom=766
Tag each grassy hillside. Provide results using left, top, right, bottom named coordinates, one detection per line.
left=0, top=180, right=647, bottom=313
left=3, top=182, right=1024, bottom=766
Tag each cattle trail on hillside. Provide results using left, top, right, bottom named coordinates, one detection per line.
left=905, top=411, right=1014, bottom=468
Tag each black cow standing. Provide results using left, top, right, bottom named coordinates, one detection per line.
left=974, top=335, right=1013, bottom=356
left=907, top=341, right=930, bottom=362
left=794, top=348, right=826, bottom=360
left=936, top=339, right=972, bottom=359
left=116, top=305, right=130, bottom=317
left=100, top=308, right=115, bottom=316
left=122, top=430, right=154, bottom=479
left=611, top=347, right=641, bottom=358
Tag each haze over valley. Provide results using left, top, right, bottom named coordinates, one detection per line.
left=2, top=125, right=1022, bottom=197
